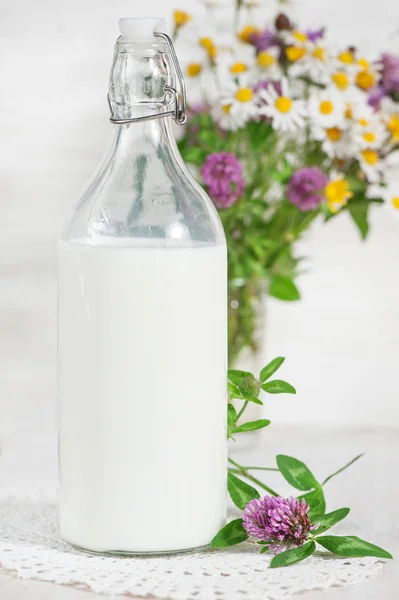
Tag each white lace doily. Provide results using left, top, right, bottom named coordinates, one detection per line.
left=0, top=492, right=384, bottom=600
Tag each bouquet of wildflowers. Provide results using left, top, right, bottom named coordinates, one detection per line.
left=173, top=1, right=399, bottom=365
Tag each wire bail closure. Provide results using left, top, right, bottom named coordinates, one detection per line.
left=108, top=31, right=187, bottom=126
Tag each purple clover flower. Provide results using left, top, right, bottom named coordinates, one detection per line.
left=287, top=167, right=328, bottom=212
left=368, top=86, right=386, bottom=110
left=306, top=27, right=325, bottom=42
left=243, top=495, right=316, bottom=554
left=201, top=152, right=245, bottom=209
left=380, top=53, right=399, bottom=94
left=250, top=28, right=279, bottom=52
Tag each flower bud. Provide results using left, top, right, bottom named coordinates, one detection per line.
left=240, top=375, right=261, bottom=397
left=275, top=13, right=291, bottom=31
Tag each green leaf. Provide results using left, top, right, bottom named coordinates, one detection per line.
left=260, top=357, right=285, bottom=383
left=269, top=275, right=300, bottom=301
left=316, top=536, right=392, bottom=559
left=228, top=472, right=260, bottom=509
left=276, top=455, right=319, bottom=491
left=270, top=541, right=316, bottom=568
left=313, top=508, right=350, bottom=534
left=233, top=419, right=271, bottom=434
left=247, top=120, right=273, bottom=150
left=322, top=454, right=364, bottom=485
left=211, top=519, right=249, bottom=548
left=262, top=380, right=296, bottom=394
left=228, top=382, right=242, bottom=399
left=300, top=488, right=326, bottom=519
left=181, top=146, right=207, bottom=164
left=228, top=370, right=252, bottom=385
left=227, top=404, right=237, bottom=436
left=348, top=202, right=369, bottom=240
left=241, top=393, right=263, bottom=405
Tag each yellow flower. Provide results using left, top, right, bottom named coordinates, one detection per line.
left=313, top=47, right=325, bottom=61
left=387, top=115, right=399, bottom=142
left=326, top=127, right=342, bottom=141
left=285, top=46, right=306, bottom=61
left=199, top=37, right=217, bottom=60
left=358, top=58, right=369, bottom=70
left=293, top=31, right=308, bottom=43
left=338, top=50, right=354, bottom=64
left=235, top=88, right=253, bottom=103
left=320, top=100, right=333, bottom=115
left=257, top=51, right=276, bottom=69
left=275, top=96, right=292, bottom=113
left=392, top=196, right=399, bottom=210
left=174, top=10, right=191, bottom=28
left=325, top=177, right=353, bottom=212
left=238, top=25, right=259, bottom=43
left=186, top=63, right=202, bottom=77
left=230, top=62, right=248, bottom=74
left=361, top=149, right=378, bottom=165
left=356, top=70, right=375, bottom=91
left=222, top=104, right=232, bottom=114
left=331, top=71, right=349, bottom=91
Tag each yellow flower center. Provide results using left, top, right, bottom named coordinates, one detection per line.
left=275, top=96, right=292, bottom=113
left=313, top=47, right=325, bottom=61
left=235, top=87, right=253, bottom=103
left=356, top=70, right=375, bottom=91
left=359, top=118, right=369, bottom=127
left=238, top=25, right=259, bottom=43
left=326, top=127, right=341, bottom=141
left=331, top=71, right=349, bottom=90
left=222, top=104, right=232, bottom=114
left=199, top=37, right=217, bottom=59
left=186, top=62, right=202, bottom=77
left=388, top=115, right=399, bottom=141
left=257, top=51, right=276, bottom=68
left=345, top=103, right=353, bottom=119
left=338, top=51, right=354, bottom=64
left=320, top=100, right=334, bottom=115
left=358, top=58, right=369, bottom=70
left=230, top=62, right=248, bottom=74
left=361, top=149, right=378, bottom=165
left=363, top=131, right=376, bottom=143
left=325, top=178, right=353, bottom=212
left=174, top=9, right=191, bottom=27
left=285, top=46, right=306, bottom=61
left=392, top=196, right=399, bottom=209
left=293, top=31, right=308, bottom=42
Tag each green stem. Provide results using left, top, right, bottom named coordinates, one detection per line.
left=246, top=466, right=280, bottom=472
left=228, top=458, right=279, bottom=497
left=235, top=400, right=248, bottom=422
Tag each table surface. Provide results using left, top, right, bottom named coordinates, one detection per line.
left=1, top=426, right=398, bottom=600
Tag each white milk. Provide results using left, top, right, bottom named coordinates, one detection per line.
left=57, top=238, right=227, bottom=553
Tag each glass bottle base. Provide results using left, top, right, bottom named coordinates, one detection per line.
left=68, top=540, right=211, bottom=557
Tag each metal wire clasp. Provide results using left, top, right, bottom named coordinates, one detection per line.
left=109, top=31, right=187, bottom=126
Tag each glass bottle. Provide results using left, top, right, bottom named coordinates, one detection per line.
left=57, top=18, right=227, bottom=555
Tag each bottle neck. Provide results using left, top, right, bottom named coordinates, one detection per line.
left=109, top=38, right=174, bottom=123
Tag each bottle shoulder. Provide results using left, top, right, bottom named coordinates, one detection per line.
left=61, top=124, right=225, bottom=247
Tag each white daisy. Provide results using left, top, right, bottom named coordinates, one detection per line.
left=258, top=79, right=307, bottom=133
left=311, top=124, right=354, bottom=159
left=218, top=75, right=259, bottom=129
left=176, top=45, right=218, bottom=105
left=367, top=184, right=399, bottom=220
left=308, top=87, right=346, bottom=129
left=354, top=115, right=387, bottom=150
left=358, top=149, right=384, bottom=183
left=255, top=46, right=281, bottom=80
left=288, top=42, right=331, bottom=83
left=215, top=42, right=257, bottom=82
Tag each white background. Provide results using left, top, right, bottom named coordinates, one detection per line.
left=1, top=0, right=399, bottom=488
